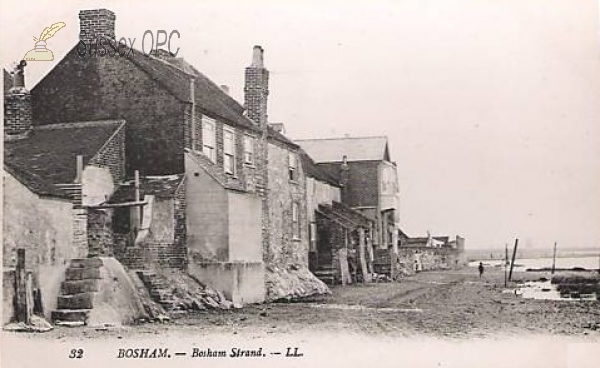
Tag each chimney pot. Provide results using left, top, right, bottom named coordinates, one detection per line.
left=251, top=45, right=264, bottom=68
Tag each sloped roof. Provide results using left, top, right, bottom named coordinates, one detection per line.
left=317, top=201, right=373, bottom=229
left=141, top=52, right=298, bottom=148
left=299, top=150, right=339, bottom=187
left=108, top=174, right=184, bottom=203
left=296, top=136, right=390, bottom=163
left=126, top=50, right=258, bottom=132
left=4, top=120, right=124, bottom=197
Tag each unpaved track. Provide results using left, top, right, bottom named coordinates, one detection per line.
left=5, top=267, right=600, bottom=340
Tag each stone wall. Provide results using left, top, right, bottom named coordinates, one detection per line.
left=87, top=208, right=114, bottom=257
left=2, top=171, right=86, bottom=320
left=396, top=246, right=464, bottom=275
left=266, top=142, right=308, bottom=268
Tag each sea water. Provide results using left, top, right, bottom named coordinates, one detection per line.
left=469, top=256, right=600, bottom=271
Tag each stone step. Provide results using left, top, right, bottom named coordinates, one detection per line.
left=51, top=309, right=90, bottom=324
left=65, top=267, right=101, bottom=281
left=57, top=292, right=94, bottom=310
left=60, top=279, right=99, bottom=295
left=69, top=258, right=103, bottom=269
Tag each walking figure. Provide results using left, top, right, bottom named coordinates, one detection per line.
left=478, top=262, right=484, bottom=278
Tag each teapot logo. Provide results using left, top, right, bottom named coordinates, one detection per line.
left=23, top=22, right=66, bottom=61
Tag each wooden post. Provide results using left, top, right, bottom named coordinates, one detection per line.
left=339, top=248, right=350, bottom=286
left=130, top=170, right=141, bottom=244
left=358, top=229, right=370, bottom=283
left=504, top=243, right=508, bottom=287
left=551, top=242, right=557, bottom=274
left=508, top=238, right=519, bottom=281
left=15, top=248, right=31, bottom=324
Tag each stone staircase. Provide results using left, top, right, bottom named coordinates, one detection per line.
left=51, top=258, right=103, bottom=326
left=136, top=270, right=174, bottom=310
left=313, top=264, right=336, bottom=285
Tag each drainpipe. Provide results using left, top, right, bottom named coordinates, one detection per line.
left=190, top=78, right=196, bottom=149
left=74, top=155, right=84, bottom=183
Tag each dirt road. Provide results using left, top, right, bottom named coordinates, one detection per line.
left=5, top=266, right=600, bottom=340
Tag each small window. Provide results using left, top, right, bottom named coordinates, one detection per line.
left=223, top=127, right=236, bottom=175
left=243, top=135, right=254, bottom=165
left=292, top=202, right=300, bottom=239
left=192, top=114, right=202, bottom=152
left=202, top=116, right=216, bottom=163
left=288, top=152, right=298, bottom=181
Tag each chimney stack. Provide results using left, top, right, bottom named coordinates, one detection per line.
left=4, top=61, right=32, bottom=141
left=79, top=9, right=116, bottom=45
left=219, top=85, right=230, bottom=94
left=244, top=45, right=269, bottom=127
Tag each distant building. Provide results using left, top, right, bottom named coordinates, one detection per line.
left=297, top=136, right=400, bottom=277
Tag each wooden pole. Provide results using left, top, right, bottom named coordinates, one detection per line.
left=508, top=238, right=518, bottom=281
left=551, top=242, right=557, bottom=275
left=15, top=248, right=30, bottom=324
left=504, top=243, right=508, bottom=287
left=358, top=229, right=370, bottom=283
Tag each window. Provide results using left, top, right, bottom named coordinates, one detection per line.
left=288, top=152, right=298, bottom=181
left=292, top=202, right=300, bottom=240
left=192, top=113, right=202, bottom=152
left=202, top=116, right=216, bottom=163
left=243, top=135, right=254, bottom=165
left=223, top=127, right=236, bottom=175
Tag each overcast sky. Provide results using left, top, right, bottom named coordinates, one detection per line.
left=2, top=0, right=599, bottom=250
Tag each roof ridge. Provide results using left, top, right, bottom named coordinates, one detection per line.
left=35, top=119, right=124, bottom=130
left=295, top=135, right=388, bottom=142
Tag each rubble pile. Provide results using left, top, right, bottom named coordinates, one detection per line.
left=131, top=270, right=235, bottom=321
left=265, top=264, right=331, bottom=302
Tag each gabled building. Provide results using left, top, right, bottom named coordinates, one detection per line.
left=20, top=8, right=326, bottom=305
left=297, top=136, right=400, bottom=277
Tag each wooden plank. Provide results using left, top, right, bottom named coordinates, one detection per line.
left=15, top=248, right=30, bottom=324
left=358, top=229, right=370, bottom=283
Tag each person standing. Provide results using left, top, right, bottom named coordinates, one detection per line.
left=478, top=262, right=484, bottom=278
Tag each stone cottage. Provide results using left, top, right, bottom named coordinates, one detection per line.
left=3, top=62, right=126, bottom=322
left=25, top=8, right=326, bottom=304
left=297, top=136, right=401, bottom=278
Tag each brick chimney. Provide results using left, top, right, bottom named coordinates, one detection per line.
left=244, top=45, right=269, bottom=127
left=4, top=61, right=32, bottom=141
left=244, top=45, right=271, bottom=259
left=79, top=9, right=115, bottom=44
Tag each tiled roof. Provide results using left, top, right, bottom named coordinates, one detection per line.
left=297, top=136, right=390, bottom=163
left=299, top=150, right=339, bottom=187
left=4, top=120, right=124, bottom=197
left=108, top=174, right=184, bottom=203
left=125, top=50, right=259, bottom=133
left=141, top=52, right=298, bottom=149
